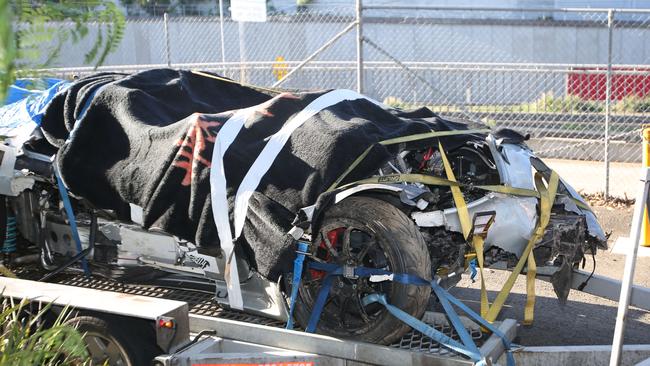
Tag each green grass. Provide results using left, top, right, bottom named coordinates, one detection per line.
left=613, top=95, right=650, bottom=114
left=0, top=298, right=90, bottom=366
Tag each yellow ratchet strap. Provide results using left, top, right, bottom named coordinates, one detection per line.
left=473, top=235, right=490, bottom=318
left=191, top=70, right=282, bottom=95
left=327, top=128, right=490, bottom=192
left=439, top=142, right=559, bottom=325
left=378, top=129, right=490, bottom=146
left=336, top=173, right=540, bottom=199
left=438, top=143, right=490, bottom=317
left=572, top=198, right=593, bottom=212
left=474, top=185, right=540, bottom=198
left=336, top=173, right=460, bottom=191
left=484, top=171, right=559, bottom=325
left=438, top=141, right=471, bottom=239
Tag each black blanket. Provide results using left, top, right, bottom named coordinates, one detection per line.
left=40, top=69, right=486, bottom=279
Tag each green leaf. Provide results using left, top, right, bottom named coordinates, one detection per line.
left=0, top=0, right=16, bottom=103
left=1, top=0, right=126, bottom=98
left=0, top=298, right=90, bottom=366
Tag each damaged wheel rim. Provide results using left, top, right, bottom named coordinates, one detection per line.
left=300, top=219, right=394, bottom=332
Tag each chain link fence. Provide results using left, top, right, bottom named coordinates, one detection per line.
left=359, top=6, right=650, bottom=198
left=43, top=4, right=650, bottom=198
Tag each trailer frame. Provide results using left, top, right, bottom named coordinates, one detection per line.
left=0, top=275, right=517, bottom=366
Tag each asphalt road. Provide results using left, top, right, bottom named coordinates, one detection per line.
left=445, top=203, right=650, bottom=347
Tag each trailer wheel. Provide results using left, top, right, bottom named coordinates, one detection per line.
left=67, top=315, right=160, bottom=366
left=293, top=196, right=431, bottom=345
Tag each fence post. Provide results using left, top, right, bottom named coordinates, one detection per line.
left=163, top=12, right=171, bottom=67
left=356, top=0, right=364, bottom=94
left=238, top=21, right=247, bottom=83
left=218, top=0, right=226, bottom=71
left=604, top=9, right=614, bottom=199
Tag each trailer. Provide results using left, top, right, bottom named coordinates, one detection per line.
left=0, top=273, right=517, bottom=366
left=5, top=261, right=650, bottom=365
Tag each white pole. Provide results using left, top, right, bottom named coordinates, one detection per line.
left=610, top=167, right=650, bottom=365
left=355, top=0, right=363, bottom=94
left=238, top=21, right=246, bottom=83
left=218, top=0, right=226, bottom=73
left=604, top=9, right=614, bottom=199
left=163, top=13, right=171, bottom=67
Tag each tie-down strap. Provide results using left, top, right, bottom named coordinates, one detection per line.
left=304, top=261, right=516, bottom=366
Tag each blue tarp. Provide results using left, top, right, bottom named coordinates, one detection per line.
left=0, top=78, right=71, bottom=146
left=1, top=78, right=71, bottom=124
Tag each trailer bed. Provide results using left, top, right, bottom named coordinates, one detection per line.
left=7, top=267, right=516, bottom=365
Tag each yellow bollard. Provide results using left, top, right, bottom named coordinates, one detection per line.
left=641, top=128, right=650, bottom=246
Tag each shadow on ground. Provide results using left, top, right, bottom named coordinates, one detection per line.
left=444, top=286, right=650, bottom=346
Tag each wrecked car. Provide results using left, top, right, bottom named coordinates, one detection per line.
left=0, top=69, right=606, bottom=345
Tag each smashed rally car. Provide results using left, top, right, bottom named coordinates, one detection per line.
left=0, top=69, right=606, bottom=345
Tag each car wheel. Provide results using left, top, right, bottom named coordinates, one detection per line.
left=293, top=196, right=431, bottom=345
left=66, top=315, right=160, bottom=366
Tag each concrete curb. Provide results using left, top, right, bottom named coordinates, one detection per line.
left=498, top=344, right=650, bottom=366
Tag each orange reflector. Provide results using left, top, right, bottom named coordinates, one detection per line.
left=158, top=318, right=174, bottom=329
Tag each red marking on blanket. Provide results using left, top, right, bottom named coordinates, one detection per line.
left=173, top=114, right=222, bottom=186
left=252, top=92, right=300, bottom=118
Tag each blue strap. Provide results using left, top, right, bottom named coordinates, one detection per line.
left=362, top=293, right=482, bottom=363
left=286, top=241, right=309, bottom=330
left=305, top=261, right=515, bottom=366
left=308, top=261, right=342, bottom=275
left=305, top=273, right=335, bottom=333
left=54, top=169, right=90, bottom=276
left=434, top=283, right=481, bottom=356
left=431, top=281, right=516, bottom=366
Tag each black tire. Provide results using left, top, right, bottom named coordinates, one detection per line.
left=293, top=196, right=431, bottom=345
left=66, top=315, right=161, bottom=366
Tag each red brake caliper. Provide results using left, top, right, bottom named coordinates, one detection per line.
left=310, top=227, right=346, bottom=280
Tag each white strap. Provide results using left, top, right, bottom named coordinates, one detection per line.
left=210, top=109, right=248, bottom=309
left=369, top=274, right=394, bottom=283
left=233, top=89, right=383, bottom=237
left=212, top=89, right=384, bottom=310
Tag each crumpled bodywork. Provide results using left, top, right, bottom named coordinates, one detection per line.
left=412, top=193, right=538, bottom=259
left=409, top=137, right=606, bottom=257
left=326, top=131, right=607, bottom=300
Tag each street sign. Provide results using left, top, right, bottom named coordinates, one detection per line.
left=231, top=0, right=267, bottom=22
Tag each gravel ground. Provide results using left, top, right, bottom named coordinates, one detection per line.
left=448, top=202, right=650, bottom=346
